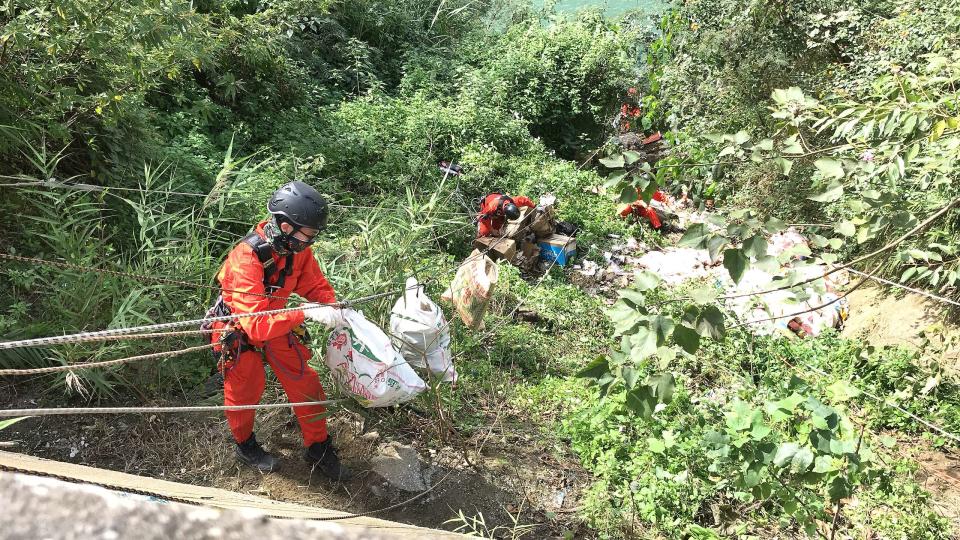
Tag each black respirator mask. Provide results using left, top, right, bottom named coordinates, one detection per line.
left=265, top=218, right=317, bottom=254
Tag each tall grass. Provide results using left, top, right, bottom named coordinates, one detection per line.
left=0, top=139, right=261, bottom=397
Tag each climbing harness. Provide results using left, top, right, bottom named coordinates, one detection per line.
left=200, top=231, right=300, bottom=382
left=242, top=231, right=296, bottom=294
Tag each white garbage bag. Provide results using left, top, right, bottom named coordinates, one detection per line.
left=636, top=248, right=715, bottom=285
left=723, top=265, right=849, bottom=338
left=325, top=309, right=427, bottom=408
left=390, top=277, right=456, bottom=383
left=767, top=229, right=809, bottom=259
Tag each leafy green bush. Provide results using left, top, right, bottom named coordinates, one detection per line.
left=565, top=386, right=713, bottom=536
left=461, top=12, right=639, bottom=157
left=647, top=0, right=858, bottom=135
left=568, top=324, right=956, bottom=538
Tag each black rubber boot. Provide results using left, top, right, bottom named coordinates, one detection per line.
left=305, top=438, right=351, bottom=481
left=235, top=434, right=280, bottom=473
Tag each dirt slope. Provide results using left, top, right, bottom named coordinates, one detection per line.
left=842, top=285, right=946, bottom=348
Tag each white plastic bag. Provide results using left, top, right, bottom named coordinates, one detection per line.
left=325, top=309, right=427, bottom=408
left=390, top=277, right=456, bottom=383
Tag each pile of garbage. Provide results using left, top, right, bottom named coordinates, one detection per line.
left=719, top=231, right=850, bottom=338
left=722, top=264, right=849, bottom=338
left=569, top=236, right=646, bottom=292
left=572, top=224, right=852, bottom=340
left=472, top=195, right=578, bottom=273
left=636, top=247, right=717, bottom=285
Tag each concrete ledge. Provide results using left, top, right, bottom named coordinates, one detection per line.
left=0, top=450, right=463, bottom=539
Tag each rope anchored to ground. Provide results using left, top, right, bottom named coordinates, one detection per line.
left=0, top=343, right=216, bottom=376
left=0, top=399, right=346, bottom=418
left=0, top=289, right=400, bottom=350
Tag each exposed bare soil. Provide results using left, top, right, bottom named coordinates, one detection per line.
left=0, top=378, right=593, bottom=538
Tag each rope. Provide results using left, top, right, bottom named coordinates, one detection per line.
left=0, top=462, right=206, bottom=509
left=328, top=203, right=468, bottom=218
left=0, top=199, right=541, bottom=406
left=0, top=343, right=215, bottom=376
left=0, top=289, right=399, bottom=350
left=788, top=357, right=960, bottom=445
left=731, top=262, right=877, bottom=330
left=311, top=467, right=456, bottom=521
left=0, top=182, right=47, bottom=187
left=59, top=181, right=210, bottom=198
left=0, top=306, right=304, bottom=350
left=0, top=399, right=345, bottom=418
left=0, top=253, right=292, bottom=302
left=718, top=197, right=960, bottom=301
left=475, top=234, right=572, bottom=341
left=0, top=198, right=529, bottom=524
left=716, top=263, right=960, bottom=444
left=813, top=268, right=960, bottom=444
left=413, top=216, right=543, bottom=346
left=442, top=233, right=573, bottom=364
left=34, top=329, right=217, bottom=344
left=847, top=268, right=960, bottom=308
left=1, top=179, right=469, bottom=218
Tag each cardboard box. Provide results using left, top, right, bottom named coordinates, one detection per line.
left=503, top=207, right=534, bottom=238
left=538, top=234, right=576, bottom=266
left=473, top=236, right=517, bottom=262
left=520, top=239, right=540, bottom=259
left=530, top=207, right=556, bottom=238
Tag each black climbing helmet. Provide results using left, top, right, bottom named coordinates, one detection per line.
left=267, top=181, right=329, bottom=231
left=502, top=202, right=520, bottom=221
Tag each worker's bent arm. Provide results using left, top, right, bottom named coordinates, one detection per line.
left=477, top=218, right=495, bottom=237
left=513, top=196, right=536, bottom=208
left=295, top=253, right=337, bottom=304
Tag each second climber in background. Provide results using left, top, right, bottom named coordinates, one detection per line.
left=205, top=180, right=351, bottom=479
left=475, top=191, right=536, bottom=237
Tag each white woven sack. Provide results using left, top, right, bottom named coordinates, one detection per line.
left=390, top=277, right=456, bottom=383
left=325, top=309, right=427, bottom=407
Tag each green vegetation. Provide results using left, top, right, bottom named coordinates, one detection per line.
left=565, top=0, right=960, bottom=537
left=0, top=0, right=635, bottom=392
left=2, top=0, right=960, bottom=538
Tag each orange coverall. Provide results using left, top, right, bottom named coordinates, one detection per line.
left=619, top=190, right=668, bottom=229
left=476, top=193, right=536, bottom=237
left=214, top=221, right=336, bottom=446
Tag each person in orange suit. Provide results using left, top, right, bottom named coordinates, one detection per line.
left=209, top=180, right=350, bottom=478
left=476, top=192, right=536, bottom=237
left=619, top=190, right=669, bottom=229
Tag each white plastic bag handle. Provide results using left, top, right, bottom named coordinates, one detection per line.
left=403, top=276, right=438, bottom=318
left=404, top=276, right=421, bottom=308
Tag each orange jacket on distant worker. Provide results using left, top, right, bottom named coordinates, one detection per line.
left=619, top=190, right=668, bottom=229
left=476, top=193, right=535, bottom=237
